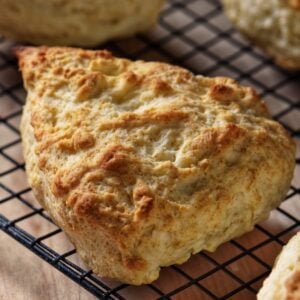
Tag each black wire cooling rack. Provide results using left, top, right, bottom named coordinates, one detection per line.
left=0, top=0, right=300, bottom=299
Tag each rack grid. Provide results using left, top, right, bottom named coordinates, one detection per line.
left=0, top=0, right=299, bottom=299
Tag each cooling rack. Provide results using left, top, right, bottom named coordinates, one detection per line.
left=0, top=0, right=299, bottom=299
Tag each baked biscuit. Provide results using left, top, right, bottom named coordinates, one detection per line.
left=0, top=0, right=164, bottom=46
left=257, top=232, right=300, bottom=300
left=17, top=46, right=295, bottom=284
left=222, top=0, right=300, bottom=69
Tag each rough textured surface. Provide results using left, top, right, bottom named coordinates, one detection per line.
left=222, top=0, right=300, bottom=69
left=258, top=232, right=300, bottom=300
left=0, top=0, right=164, bottom=47
left=17, top=46, right=295, bottom=285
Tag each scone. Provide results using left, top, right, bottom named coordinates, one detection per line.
left=0, top=0, right=164, bottom=47
left=16, top=46, right=295, bottom=285
left=222, top=0, right=300, bottom=69
left=257, top=232, right=300, bottom=300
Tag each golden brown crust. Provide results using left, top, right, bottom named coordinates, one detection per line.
left=289, top=0, right=300, bottom=9
left=18, top=46, right=296, bottom=284
left=285, top=270, right=300, bottom=300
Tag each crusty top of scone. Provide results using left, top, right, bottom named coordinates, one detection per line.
left=16, top=47, right=295, bottom=238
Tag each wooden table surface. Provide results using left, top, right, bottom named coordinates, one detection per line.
left=0, top=233, right=95, bottom=300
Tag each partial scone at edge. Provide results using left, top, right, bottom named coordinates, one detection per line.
left=257, top=232, right=300, bottom=300
left=17, top=46, right=296, bottom=284
left=222, top=0, right=300, bottom=69
left=0, top=0, right=164, bottom=47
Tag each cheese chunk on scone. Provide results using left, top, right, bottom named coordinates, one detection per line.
left=17, top=47, right=295, bottom=285
left=258, top=232, right=300, bottom=300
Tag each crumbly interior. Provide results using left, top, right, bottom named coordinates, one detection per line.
left=18, top=47, right=295, bottom=284
left=258, top=232, right=300, bottom=300
left=222, top=0, right=300, bottom=69
left=0, top=0, right=164, bottom=46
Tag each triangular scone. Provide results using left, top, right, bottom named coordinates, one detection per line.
left=17, top=47, right=295, bottom=285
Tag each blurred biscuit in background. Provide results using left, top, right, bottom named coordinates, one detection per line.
left=222, top=0, right=300, bottom=70
left=0, top=0, right=164, bottom=47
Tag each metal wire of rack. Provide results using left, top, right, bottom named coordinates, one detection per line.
left=0, top=0, right=299, bottom=299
